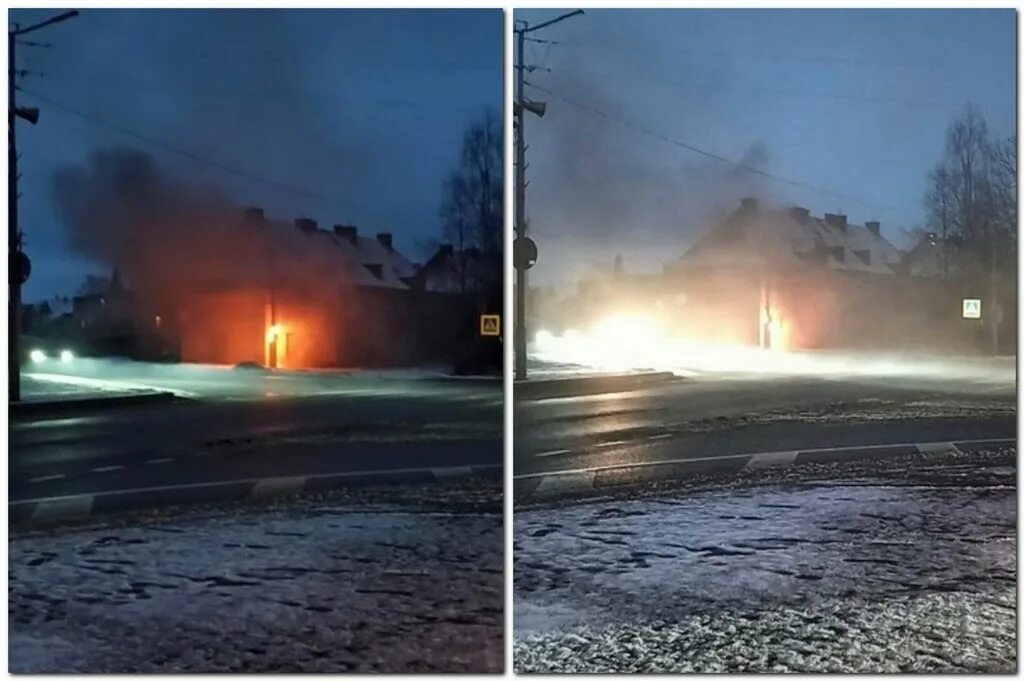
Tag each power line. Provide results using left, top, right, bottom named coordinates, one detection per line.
left=523, top=36, right=1003, bottom=76
left=525, top=80, right=892, bottom=212
left=540, top=64, right=1013, bottom=111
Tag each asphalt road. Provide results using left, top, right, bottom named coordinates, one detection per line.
left=514, top=449, right=1017, bottom=672
left=515, top=369, right=1015, bottom=479
left=11, top=362, right=502, bottom=507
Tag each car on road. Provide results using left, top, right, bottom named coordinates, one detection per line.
left=20, top=334, right=78, bottom=367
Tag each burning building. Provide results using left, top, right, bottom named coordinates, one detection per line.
left=51, top=149, right=500, bottom=371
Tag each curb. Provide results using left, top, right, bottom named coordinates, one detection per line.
left=513, top=437, right=1015, bottom=501
left=515, top=372, right=678, bottom=400
left=10, top=463, right=502, bottom=525
left=10, top=391, right=182, bottom=420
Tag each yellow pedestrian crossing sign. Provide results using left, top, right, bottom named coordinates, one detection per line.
left=480, top=314, right=501, bottom=337
left=962, top=298, right=982, bottom=319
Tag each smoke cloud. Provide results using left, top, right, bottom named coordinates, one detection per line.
left=52, top=147, right=356, bottom=310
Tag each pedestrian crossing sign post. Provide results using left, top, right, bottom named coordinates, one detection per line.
left=962, top=298, right=982, bottom=319
left=480, top=314, right=501, bottom=337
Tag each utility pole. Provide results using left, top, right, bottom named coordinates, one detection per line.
left=9, top=10, right=78, bottom=402
left=513, top=10, right=582, bottom=381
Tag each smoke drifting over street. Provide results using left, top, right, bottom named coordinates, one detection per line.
left=518, top=9, right=1015, bottom=289
left=11, top=8, right=502, bottom=299
left=52, top=148, right=349, bottom=298
left=526, top=44, right=774, bottom=288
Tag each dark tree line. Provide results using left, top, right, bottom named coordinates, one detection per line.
left=438, top=108, right=502, bottom=295
left=924, top=105, right=1016, bottom=278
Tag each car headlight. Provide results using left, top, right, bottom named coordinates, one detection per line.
left=60, top=349, right=74, bottom=363
left=29, top=349, right=47, bottom=363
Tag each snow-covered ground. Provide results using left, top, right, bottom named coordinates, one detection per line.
left=10, top=495, right=502, bottom=672
left=21, top=358, right=500, bottom=402
left=514, top=451, right=1017, bottom=672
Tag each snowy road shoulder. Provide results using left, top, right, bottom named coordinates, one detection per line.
left=513, top=451, right=1017, bottom=673
left=9, top=485, right=503, bottom=672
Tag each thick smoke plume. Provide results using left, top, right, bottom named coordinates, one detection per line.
left=53, top=147, right=354, bottom=311
left=524, top=35, right=785, bottom=289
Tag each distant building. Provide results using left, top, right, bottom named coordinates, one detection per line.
left=413, top=244, right=501, bottom=295
left=668, top=198, right=903, bottom=277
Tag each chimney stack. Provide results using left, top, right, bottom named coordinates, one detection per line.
left=333, top=225, right=358, bottom=244
left=440, top=243, right=454, bottom=256
left=244, top=207, right=264, bottom=224
left=739, top=197, right=760, bottom=213
left=824, top=213, right=847, bottom=231
left=789, top=206, right=810, bottom=223
left=295, top=217, right=318, bottom=234
left=865, top=220, right=881, bottom=236
left=376, top=232, right=393, bottom=249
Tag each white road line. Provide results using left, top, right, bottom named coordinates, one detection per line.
left=10, top=463, right=503, bottom=508
left=535, top=449, right=572, bottom=458
left=32, top=495, right=93, bottom=520
left=248, top=476, right=307, bottom=499
left=147, top=457, right=174, bottom=465
left=92, top=465, right=124, bottom=473
left=431, top=466, right=474, bottom=478
left=647, top=433, right=674, bottom=441
left=593, top=440, right=629, bottom=449
left=29, top=474, right=66, bottom=484
left=512, top=437, right=1015, bottom=481
left=745, top=450, right=798, bottom=469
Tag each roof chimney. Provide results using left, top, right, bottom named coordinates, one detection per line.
left=865, top=220, right=881, bottom=236
left=376, top=232, right=393, bottom=249
left=295, top=217, right=318, bottom=234
left=739, top=197, right=759, bottom=213
left=244, top=207, right=264, bottom=224
left=789, top=206, right=810, bottom=223
left=824, top=213, right=847, bottom=231
left=333, top=224, right=358, bottom=244
left=440, top=243, right=454, bottom=256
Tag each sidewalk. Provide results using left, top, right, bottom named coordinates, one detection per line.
left=515, top=371, right=678, bottom=400
left=12, top=374, right=178, bottom=419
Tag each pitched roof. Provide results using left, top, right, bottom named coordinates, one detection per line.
left=258, top=217, right=413, bottom=290
left=675, top=201, right=902, bottom=276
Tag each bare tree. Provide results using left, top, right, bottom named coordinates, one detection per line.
left=924, top=105, right=1016, bottom=272
left=439, top=108, right=503, bottom=294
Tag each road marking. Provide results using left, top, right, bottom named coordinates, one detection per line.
left=431, top=466, right=474, bottom=478
left=593, top=440, right=629, bottom=449
left=916, top=442, right=959, bottom=455
left=147, top=457, right=174, bottom=465
left=249, top=476, right=307, bottom=499
left=92, top=465, right=124, bottom=473
left=32, top=495, right=93, bottom=521
left=10, top=463, right=504, bottom=509
left=745, top=450, right=798, bottom=469
left=647, top=433, right=674, bottom=441
left=535, top=449, right=572, bottom=458
left=29, top=474, right=66, bottom=484
left=534, top=471, right=595, bottom=494
left=513, top=437, right=1015, bottom=481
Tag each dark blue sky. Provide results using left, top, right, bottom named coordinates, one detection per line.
left=515, top=9, right=1016, bottom=288
left=11, top=8, right=503, bottom=301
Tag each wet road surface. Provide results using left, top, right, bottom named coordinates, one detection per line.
left=514, top=449, right=1016, bottom=672
left=12, top=371, right=501, bottom=507
left=10, top=487, right=503, bottom=672
left=515, top=372, right=1014, bottom=478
